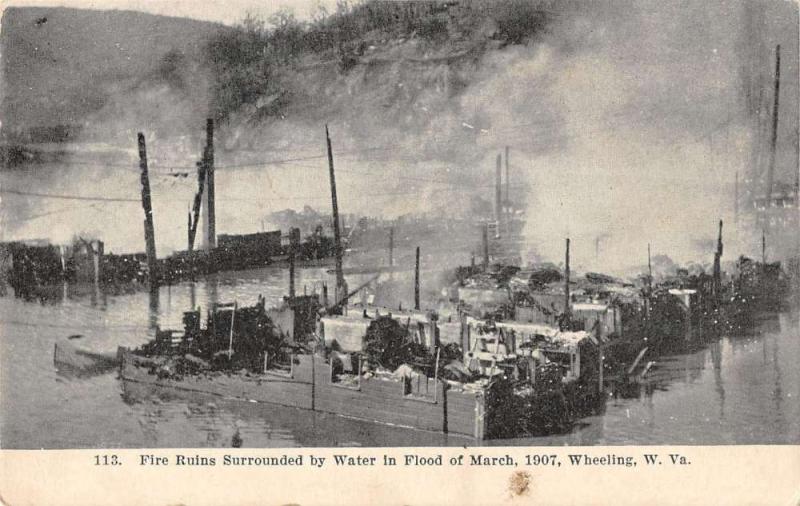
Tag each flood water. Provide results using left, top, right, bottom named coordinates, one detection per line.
left=1, top=266, right=798, bottom=448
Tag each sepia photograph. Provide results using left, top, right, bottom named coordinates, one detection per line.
left=0, top=0, right=798, bottom=455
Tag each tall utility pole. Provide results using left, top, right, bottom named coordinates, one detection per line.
left=204, top=119, right=216, bottom=250
left=713, top=220, right=724, bottom=306
left=505, top=146, right=511, bottom=235
left=326, top=125, right=346, bottom=302
left=647, top=243, right=653, bottom=302
left=188, top=160, right=205, bottom=252
left=289, top=228, right=298, bottom=299
left=765, top=45, right=780, bottom=204
left=734, top=171, right=739, bottom=224
left=187, top=207, right=192, bottom=252
left=504, top=146, right=510, bottom=203
left=289, top=248, right=296, bottom=299
left=414, top=246, right=420, bottom=310
left=495, top=153, right=502, bottom=226
left=137, top=133, right=158, bottom=287
left=482, top=223, right=489, bottom=269
left=563, top=238, right=571, bottom=329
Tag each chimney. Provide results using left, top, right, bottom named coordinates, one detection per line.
left=505, top=146, right=510, bottom=204
left=495, top=153, right=502, bottom=224
left=414, top=246, right=420, bottom=310
left=202, top=119, right=216, bottom=250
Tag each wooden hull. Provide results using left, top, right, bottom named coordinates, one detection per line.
left=54, top=341, right=119, bottom=377
left=118, top=348, right=487, bottom=439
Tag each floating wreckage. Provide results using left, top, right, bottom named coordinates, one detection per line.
left=116, top=284, right=607, bottom=440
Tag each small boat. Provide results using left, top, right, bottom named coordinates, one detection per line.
left=54, top=341, right=119, bottom=377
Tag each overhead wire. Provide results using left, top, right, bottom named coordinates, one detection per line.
left=2, top=101, right=739, bottom=206
left=25, top=95, right=735, bottom=174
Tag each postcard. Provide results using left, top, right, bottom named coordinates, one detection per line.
left=1, top=0, right=798, bottom=504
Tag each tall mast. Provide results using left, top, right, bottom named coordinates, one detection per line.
left=765, top=45, right=780, bottom=203
left=495, top=153, right=502, bottom=225
left=414, top=246, right=420, bottom=310
left=734, top=171, right=739, bottom=224
left=137, top=133, right=158, bottom=288
left=564, top=238, right=571, bottom=328
left=326, top=125, right=346, bottom=298
left=504, top=146, right=510, bottom=203
left=206, top=119, right=216, bottom=249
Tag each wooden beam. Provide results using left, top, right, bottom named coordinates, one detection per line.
left=137, top=132, right=158, bottom=287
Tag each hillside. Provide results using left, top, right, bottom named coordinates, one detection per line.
left=198, top=0, right=562, bottom=167
left=0, top=6, right=228, bottom=139
left=1, top=0, right=797, bottom=261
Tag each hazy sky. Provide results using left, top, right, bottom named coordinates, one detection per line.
left=2, top=0, right=339, bottom=25
left=2, top=0, right=797, bottom=264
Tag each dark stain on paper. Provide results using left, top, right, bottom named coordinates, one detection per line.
left=508, top=470, right=532, bottom=497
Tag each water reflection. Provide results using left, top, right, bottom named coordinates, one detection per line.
left=771, top=329, right=784, bottom=434
left=1, top=268, right=799, bottom=448
left=709, top=340, right=725, bottom=419
left=148, top=287, right=160, bottom=331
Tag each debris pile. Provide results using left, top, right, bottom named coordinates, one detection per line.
left=135, top=298, right=287, bottom=377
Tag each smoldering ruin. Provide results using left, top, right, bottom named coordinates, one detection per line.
left=0, top=0, right=798, bottom=448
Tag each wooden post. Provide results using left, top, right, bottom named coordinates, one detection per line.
left=311, top=352, right=316, bottom=411
left=205, top=119, right=216, bottom=249
left=647, top=243, right=653, bottom=295
left=433, top=346, right=441, bottom=403
left=734, top=171, right=739, bottom=224
left=495, top=154, right=502, bottom=224
left=289, top=248, right=296, bottom=299
left=504, top=146, right=510, bottom=203
left=187, top=208, right=192, bottom=252
left=189, top=160, right=205, bottom=252
left=564, top=238, right=571, bottom=326
left=598, top=347, right=604, bottom=393
left=289, top=228, right=298, bottom=299
left=460, top=313, right=469, bottom=362
left=713, top=220, right=723, bottom=305
left=482, top=223, right=489, bottom=269
left=95, top=240, right=104, bottom=287
left=505, top=146, right=510, bottom=235
left=227, top=301, right=237, bottom=358
left=326, top=125, right=346, bottom=302
left=414, top=246, right=420, bottom=310
left=765, top=45, right=781, bottom=203
left=762, top=229, right=766, bottom=264
left=646, top=243, right=653, bottom=324
left=137, top=133, right=158, bottom=287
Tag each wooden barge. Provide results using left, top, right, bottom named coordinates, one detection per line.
left=117, top=294, right=604, bottom=440
left=118, top=348, right=490, bottom=439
